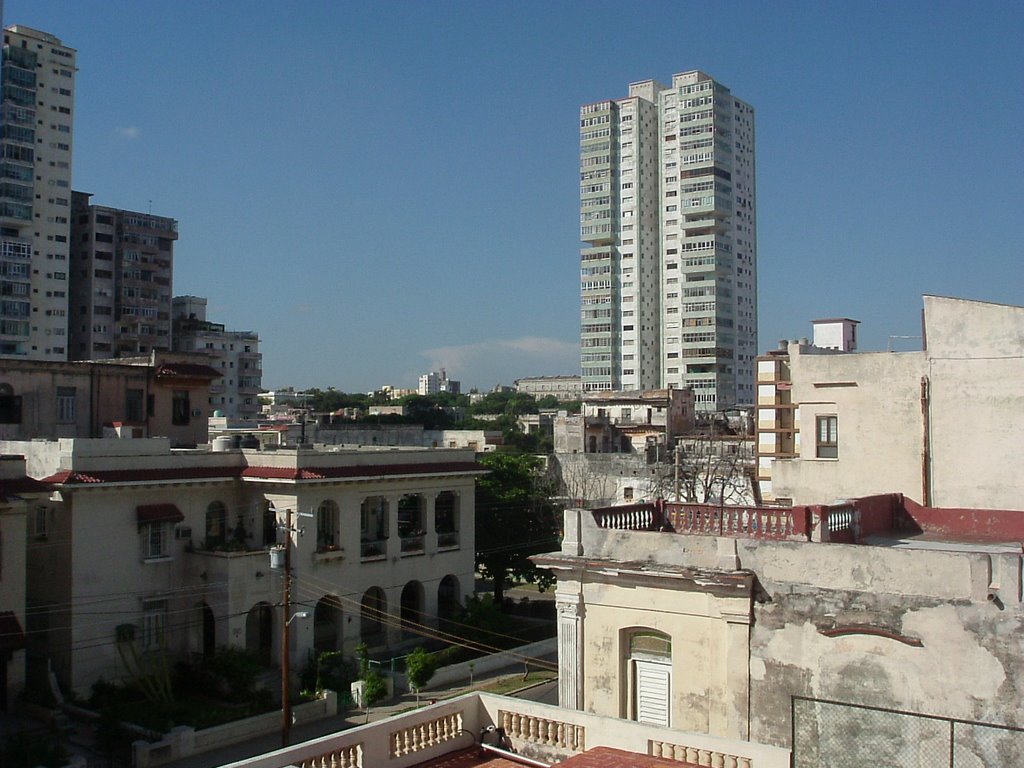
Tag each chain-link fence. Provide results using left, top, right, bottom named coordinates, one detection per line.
left=792, top=696, right=1024, bottom=767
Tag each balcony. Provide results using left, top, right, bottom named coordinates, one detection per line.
left=218, top=692, right=789, bottom=768
left=360, top=538, right=387, bottom=561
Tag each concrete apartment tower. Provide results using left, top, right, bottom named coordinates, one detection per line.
left=172, top=296, right=262, bottom=419
left=69, top=192, right=177, bottom=359
left=0, top=25, right=76, bottom=359
left=579, top=71, right=757, bottom=411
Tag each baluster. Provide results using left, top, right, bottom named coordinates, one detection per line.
left=738, top=758, right=752, bottom=768
left=711, top=752, right=725, bottom=768
left=724, top=755, right=739, bottom=768
left=685, top=746, right=700, bottom=762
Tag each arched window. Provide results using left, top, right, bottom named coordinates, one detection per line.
left=626, top=629, right=672, bottom=727
left=205, top=501, right=227, bottom=548
left=317, top=500, right=339, bottom=552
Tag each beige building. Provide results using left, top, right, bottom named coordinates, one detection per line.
left=536, top=496, right=1024, bottom=763
left=0, top=456, right=50, bottom=710
left=8, top=438, right=482, bottom=697
left=0, top=352, right=220, bottom=447
left=766, top=295, right=1024, bottom=509
left=515, top=375, right=583, bottom=402
left=556, top=388, right=695, bottom=455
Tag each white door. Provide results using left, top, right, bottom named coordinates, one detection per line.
left=634, top=659, right=671, bottom=727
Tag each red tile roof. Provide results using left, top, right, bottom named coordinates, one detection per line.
left=556, top=747, right=699, bottom=767
left=242, top=461, right=485, bottom=481
left=43, top=466, right=241, bottom=485
left=42, top=461, right=484, bottom=486
left=413, top=747, right=524, bottom=768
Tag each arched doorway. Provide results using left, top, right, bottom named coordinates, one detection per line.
left=245, top=602, right=274, bottom=665
left=360, top=588, right=387, bottom=647
left=201, top=602, right=216, bottom=659
left=437, top=575, right=461, bottom=631
left=314, top=595, right=343, bottom=653
left=400, top=581, right=425, bottom=639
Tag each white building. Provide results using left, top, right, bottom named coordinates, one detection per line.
left=9, top=438, right=481, bottom=697
left=172, top=295, right=262, bottom=419
left=418, top=369, right=460, bottom=396
left=0, top=26, right=77, bottom=359
left=580, top=71, right=757, bottom=412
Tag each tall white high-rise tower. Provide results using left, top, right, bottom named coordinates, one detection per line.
left=0, top=25, right=76, bottom=359
left=579, top=71, right=757, bottom=411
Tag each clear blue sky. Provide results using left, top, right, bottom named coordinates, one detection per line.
left=8, top=1, right=1023, bottom=391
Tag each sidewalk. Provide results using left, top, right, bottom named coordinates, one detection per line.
left=162, top=653, right=557, bottom=768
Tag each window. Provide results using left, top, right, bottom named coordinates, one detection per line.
left=34, top=506, right=47, bottom=539
left=0, top=384, right=22, bottom=424
left=172, top=390, right=190, bottom=425
left=816, top=415, right=838, bottom=458
left=317, top=500, right=339, bottom=551
left=142, top=522, right=168, bottom=559
left=126, top=388, right=144, bottom=422
left=141, top=599, right=167, bottom=649
left=628, top=629, right=672, bottom=727
left=205, top=501, right=227, bottom=548
left=56, top=386, right=75, bottom=423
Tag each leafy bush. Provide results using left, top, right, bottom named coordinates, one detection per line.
left=405, top=647, right=437, bottom=692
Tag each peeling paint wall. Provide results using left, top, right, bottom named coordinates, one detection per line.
left=546, top=510, right=1024, bottom=752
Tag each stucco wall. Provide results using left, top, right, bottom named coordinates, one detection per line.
left=772, top=348, right=926, bottom=506
left=548, top=510, right=1024, bottom=751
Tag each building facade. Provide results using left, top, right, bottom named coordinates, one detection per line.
left=515, top=374, right=583, bottom=402
left=0, top=353, right=220, bottom=447
left=538, top=497, right=1024, bottom=762
left=0, top=25, right=76, bottom=359
left=69, top=191, right=177, bottom=359
left=8, top=438, right=482, bottom=697
left=418, top=369, right=460, bottom=396
left=172, top=295, right=262, bottom=419
left=765, top=296, right=1024, bottom=510
left=579, top=71, right=757, bottom=412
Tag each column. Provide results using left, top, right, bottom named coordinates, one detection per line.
left=555, top=586, right=585, bottom=710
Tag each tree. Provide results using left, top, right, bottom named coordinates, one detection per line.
left=405, top=646, right=437, bottom=705
left=475, top=453, right=561, bottom=607
left=672, top=435, right=754, bottom=504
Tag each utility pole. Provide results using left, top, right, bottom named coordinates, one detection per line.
left=281, top=504, right=293, bottom=747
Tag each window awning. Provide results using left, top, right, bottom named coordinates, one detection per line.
left=136, top=503, right=184, bottom=525
left=0, top=611, right=26, bottom=654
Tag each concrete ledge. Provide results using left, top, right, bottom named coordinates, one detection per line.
left=420, top=638, right=557, bottom=691
left=133, top=691, right=337, bottom=767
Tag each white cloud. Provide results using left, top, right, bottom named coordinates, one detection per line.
left=421, top=336, right=578, bottom=389
left=115, top=126, right=140, bottom=139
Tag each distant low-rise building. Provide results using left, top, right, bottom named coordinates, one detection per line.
left=418, top=369, right=460, bottom=396
left=555, top=388, right=694, bottom=455
left=0, top=352, right=219, bottom=447
left=172, top=296, right=262, bottom=420
left=515, top=375, right=583, bottom=402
